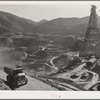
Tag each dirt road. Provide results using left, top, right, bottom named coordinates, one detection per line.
left=16, top=75, right=57, bottom=90
left=0, top=69, right=57, bottom=90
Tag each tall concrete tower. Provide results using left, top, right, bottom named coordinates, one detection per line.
left=83, top=5, right=99, bottom=54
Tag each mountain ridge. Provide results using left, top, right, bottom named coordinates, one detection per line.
left=0, top=11, right=100, bottom=37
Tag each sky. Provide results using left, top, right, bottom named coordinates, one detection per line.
left=0, top=1, right=100, bottom=22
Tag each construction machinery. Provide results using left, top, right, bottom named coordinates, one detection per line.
left=4, top=66, right=28, bottom=87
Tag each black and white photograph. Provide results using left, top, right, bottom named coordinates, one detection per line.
left=0, top=1, right=100, bottom=91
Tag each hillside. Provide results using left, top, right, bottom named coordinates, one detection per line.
left=1, top=11, right=100, bottom=52
left=37, top=19, right=48, bottom=25
left=1, top=11, right=100, bottom=38
left=33, top=17, right=89, bottom=36
left=0, top=11, right=99, bottom=38
left=33, top=16, right=100, bottom=37
left=0, top=11, right=37, bottom=33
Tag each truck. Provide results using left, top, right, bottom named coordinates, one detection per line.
left=4, top=66, right=28, bottom=87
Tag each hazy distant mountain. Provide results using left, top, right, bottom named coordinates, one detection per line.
left=0, top=11, right=50, bottom=47
left=0, top=11, right=37, bottom=33
left=33, top=16, right=100, bottom=36
left=37, top=19, right=48, bottom=25
left=33, top=17, right=89, bottom=36
left=0, top=11, right=100, bottom=38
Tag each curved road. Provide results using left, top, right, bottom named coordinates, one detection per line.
left=52, top=57, right=99, bottom=90
left=16, top=75, right=58, bottom=90
left=45, top=56, right=58, bottom=72
left=0, top=69, right=58, bottom=90
left=68, top=70, right=99, bottom=85
left=0, top=56, right=97, bottom=90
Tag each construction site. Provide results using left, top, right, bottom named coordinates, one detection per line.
left=24, top=5, right=100, bottom=91
left=0, top=5, right=100, bottom=91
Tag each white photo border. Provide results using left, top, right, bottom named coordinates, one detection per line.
left=0, top=1, right=100, bottom=99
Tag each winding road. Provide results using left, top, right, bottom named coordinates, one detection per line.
left=0, top=69, right=58, bottom=90
left=51, top=57, right=99, bottom=90
left=0, top=54, right=98, bottom=90
left=45, top=56, right=58, bottom=71
left=67, top=69, right=99, bottom=89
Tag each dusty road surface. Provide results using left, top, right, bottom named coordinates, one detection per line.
left=0, top=69, right=58, bottom=90
left=16, top=75, right=58, bottom=90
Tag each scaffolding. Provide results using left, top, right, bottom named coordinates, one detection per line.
left=82, top=5, right=100, bottom=56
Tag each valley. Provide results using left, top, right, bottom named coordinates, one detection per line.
left=0, top=5, right=100, bottom=91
